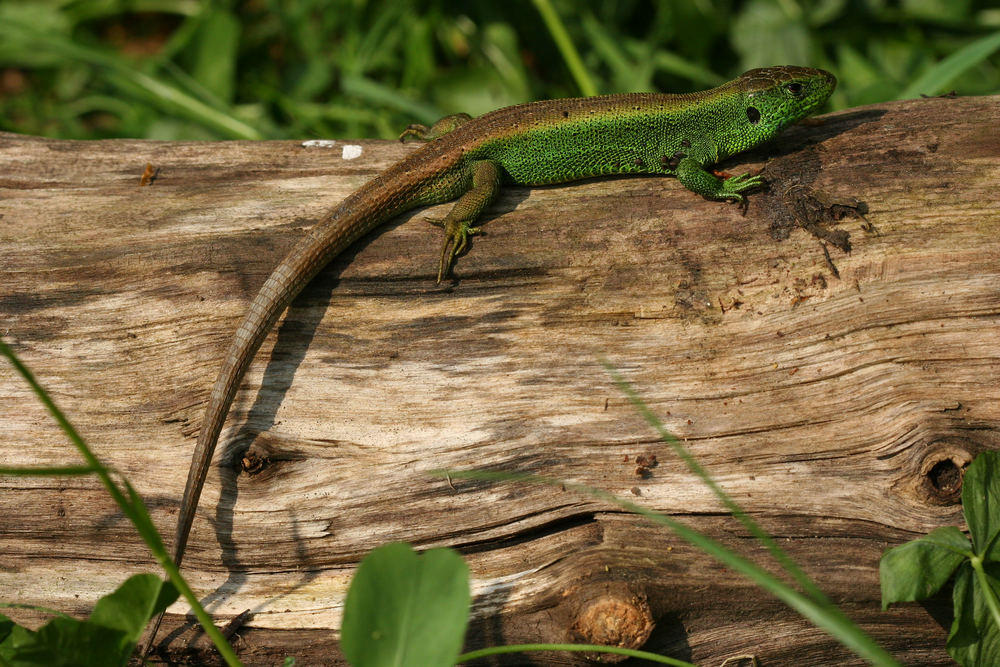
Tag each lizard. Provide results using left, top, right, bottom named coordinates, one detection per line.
left=148, top=65, right=835, bottom=649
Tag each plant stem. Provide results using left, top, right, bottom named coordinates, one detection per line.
left=0, top=339, right=244, bottom=666
left=457, top=643, right=695, bottom=665
left=971, top=555, right=1000, bottom=635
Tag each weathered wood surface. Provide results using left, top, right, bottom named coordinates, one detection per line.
left=1, top=94, right=998, bottom=666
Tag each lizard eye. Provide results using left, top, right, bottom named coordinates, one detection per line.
left=784, top=82, right=804, bottom=97
left=746, top=106, right=761, bottom=124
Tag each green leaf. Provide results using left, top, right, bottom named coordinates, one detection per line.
left=341, top=542, right=470, bottom=667
left=964, top=451, right=1000, bottom=562
left=880, top=526, right=971, bottom=608
left=89, top=574, right=178, bottom=646
left=0, top=614, right=14, bottom=644
left=0, top=614, right=36, bottom=662
left=0, top=613, right=36, bottom=661
left=948, top=562, right=1000, bottom=666
left=10, top=617, right=128, bottom=667
left=0, top=576, right=177, bottom=667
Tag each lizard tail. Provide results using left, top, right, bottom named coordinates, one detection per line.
left=175, top=211, right=364, bottom=567
left=144, top=178, right=417, bottom=654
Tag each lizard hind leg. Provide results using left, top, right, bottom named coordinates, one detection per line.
left=427, top=159, right=502, bottom=283
left=398, top=112, right=473, bottom=142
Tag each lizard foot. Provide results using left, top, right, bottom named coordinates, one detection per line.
left=430, top=218, right=481, bottom=283
left=718, top=171, right=766, bottom=202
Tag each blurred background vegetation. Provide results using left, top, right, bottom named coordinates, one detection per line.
left=0, top=0, right=998, bottom=141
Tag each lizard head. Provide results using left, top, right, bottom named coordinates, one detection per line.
left=717, top=65, right=836, bottom=157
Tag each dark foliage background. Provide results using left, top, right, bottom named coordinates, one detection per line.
left=1, top=0, right=998, bottom=140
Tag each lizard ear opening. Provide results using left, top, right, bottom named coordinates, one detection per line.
left=746, top=106, right=761, bottom=124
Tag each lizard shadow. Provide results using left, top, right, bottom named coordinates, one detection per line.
left=189, top=190, right=531, bottom=630
left=752, top=107, right=886, bottom=161
left=171, top=274, right=338, bottom=638
left=201, top=221, right=387, bottom=624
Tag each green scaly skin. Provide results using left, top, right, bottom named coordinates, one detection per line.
left=145, top=65, right=835, bottom=652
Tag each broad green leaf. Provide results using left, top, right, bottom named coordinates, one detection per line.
left=963, top=451, right=1000, bottom=561
left=0, top=614, right=14, bottom=644
left=0, top=576, right=177, bottom=666
left=0, top=617, right=35, bottom=662
left=89, top=574, right=179, bottom=645
left=948, top=563, right=1000, bottom=666
left=881, top=526, right=971, bottom=608
left=0, top=613, right=37, bottom=661
left=341, top=542, right=470, bottom=667
left=9, top=617, right=127, bottom=667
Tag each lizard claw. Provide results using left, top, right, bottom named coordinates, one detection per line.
left=715, top=171, right=765, bottom=203
left=436, top=219, right=481, bottom=283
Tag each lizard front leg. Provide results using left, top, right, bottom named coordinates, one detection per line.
left=428, top=159, right=502, bottom=283
left=675, top=156, right=764, bottom=203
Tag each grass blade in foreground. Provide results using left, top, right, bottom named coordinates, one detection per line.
left=601, top=362, right=898, bottom=665
left=0, top=339, right=244, bottom=666
left=439, top=360, right=901, bottom=666
left=442, top=468, right=899, bottom=667
left=600, top=360, right=829, bottom=604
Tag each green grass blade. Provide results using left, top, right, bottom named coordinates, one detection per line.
left=0, top=339, right=244, bottom=666
left=441, top=469, right=900, bottom=667
left=0, top=465, right=96, bottom=476
left=530, top=0, right=598, bottom=96
left=600, top=359, right=830, bottom=605
left=651, top=52, right=726, bottom=87
left=898, top=30, right=1000, bottom=99
left=340, top=74, right=441, bottom=125
left=0, top=18, right=262, bottom=139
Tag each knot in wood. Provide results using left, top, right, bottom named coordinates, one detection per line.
left=918, top=445, right=972, bottom=505
left=568, top=584, right=654, bottom=662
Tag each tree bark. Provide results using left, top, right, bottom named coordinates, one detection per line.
left=1, top=95, right=998, bottom=665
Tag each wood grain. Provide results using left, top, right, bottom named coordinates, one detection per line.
left=1, top=95, right=998, bottom=665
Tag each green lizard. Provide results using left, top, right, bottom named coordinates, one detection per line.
left=149, top=65, right=835, bottom=649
